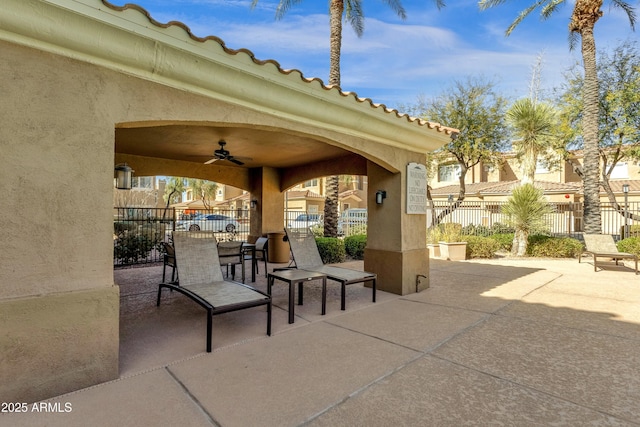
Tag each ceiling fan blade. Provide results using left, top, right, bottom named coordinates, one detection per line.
left=204, top=158, right=219, bottom=165
left=228, top=157, right=244, bottom=165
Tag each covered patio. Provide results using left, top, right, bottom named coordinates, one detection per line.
left=1, top=0, right=456, bottom=402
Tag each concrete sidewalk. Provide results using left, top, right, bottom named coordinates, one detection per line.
left=6, top=257, right=640, bottom=426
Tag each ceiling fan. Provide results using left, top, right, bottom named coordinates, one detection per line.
left=204, top=140, right=246, bottom=166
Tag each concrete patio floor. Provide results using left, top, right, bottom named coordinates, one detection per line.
left=6, top=256, right=640, bottom=426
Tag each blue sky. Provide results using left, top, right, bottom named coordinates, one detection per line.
left=121, top=0, right=636, bottom=110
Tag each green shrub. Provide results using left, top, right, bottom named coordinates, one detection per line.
left=617, top=237, right=640, bottom=256
left=465, top=235, right=501, bottom=258
left=488, top=233, right=514, bottom=251
left=114, top=221, right=137, bottom=235
left=315, top=237, right=346, bottom=264
left=114, top=233, right=155, bottom=264
left=489, top=222, right=515, bottom=234
left=461, top=224, right=491, bottom=237
left=344, top=234, right=367, bottom=260
left=427, top=226, right=442, bottom=244
left=527, top=236, right=583, bottom=258
left=140, top=222, right=167, bottom=251
left=440, top=222, right=463, bottom=242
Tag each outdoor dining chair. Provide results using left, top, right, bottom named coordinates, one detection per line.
left=157, top=231, right=271, bottom=352
left=284, top=227, right=376, bottom=310
left=244, top=236, right=268, bottom=277
left=217, top=240, right=245, bottom=283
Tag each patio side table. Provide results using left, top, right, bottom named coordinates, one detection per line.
left=267, top=269, right=327, bottom=324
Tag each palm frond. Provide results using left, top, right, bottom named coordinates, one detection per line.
left=275, top=0, right=304, bottom=20
left=540, top=0, right=566, bottom=20
left=345, top=0, right=364, bottom=36
left=506, top=1, right=546, bottom=36
left=478, top=0, right=508, bottom=11
left=611, top=0, right=637, bottom=30
left=380, top=0, right=407, bottom=20
left=568, top=31, right=578, bottom=51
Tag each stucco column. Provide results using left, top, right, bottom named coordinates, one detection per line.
left=364, top=159, right=429, bottom=295
left=249, top=167, right=285, bottom=241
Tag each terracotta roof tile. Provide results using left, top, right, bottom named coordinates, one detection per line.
left=286, top=190, right=324, bottom=199
left=430, top=180, right=583, bottom=196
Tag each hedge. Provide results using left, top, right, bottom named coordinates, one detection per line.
left=344, top=234, right=367, bottom=260
left=315, top=237, right=346, bottom=264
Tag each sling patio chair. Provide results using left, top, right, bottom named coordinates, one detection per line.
left=243, top=236, right=268, bottom=277
left=284, top=227, right=376, bottom=310
left=579, top=234, right=638, bottom=274
left=157, top=231, right=271, bottom=352
left=162, top=242, right=177, bottom=283
left=217, top=240, right=245, bottom=283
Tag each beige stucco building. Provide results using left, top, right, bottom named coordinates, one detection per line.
left=430, top=151, right=640, bottom=204
left=0, top=0, right=456, bottom=402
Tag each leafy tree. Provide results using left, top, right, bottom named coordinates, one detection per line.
left=418, top=77, right=510, bottom=226
left=506, top=97, right=562, bottom=185
left=479, top=0, right=637, bottom=234
left=162, top=177, right=186, bottom=220
left=502, top=183, right=553, bottom=256
left=186, top=179, right=218, bottom=210
left=557, top=39, right=640, bottom=220
left=252, top=0, right=445, bottom=236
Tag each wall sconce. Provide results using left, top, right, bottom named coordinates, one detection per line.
left=250, top=199, right=258, bottom=209
left=114, top=163, right=133, bottom=190
left=375, top=190, right=387, bottom=205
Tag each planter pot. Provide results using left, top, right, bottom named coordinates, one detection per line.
left=427, top=243, right=441, bottom=259
left=439, top=241, right=467, bottom=261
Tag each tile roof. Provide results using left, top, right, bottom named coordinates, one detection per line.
left=430, top=180, right=582, bottom=196
left=286, top=190, right=325, bottom=199
left=431, top=179, right=640, bottom=196
left=101, top=1, right=457, bottom=137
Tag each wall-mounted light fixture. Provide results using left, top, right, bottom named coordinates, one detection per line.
left=375, top=190, right=387, bottom=205
left=114, top=163, right=133, bottom=190
left=250, top=199, right=258, bottom=209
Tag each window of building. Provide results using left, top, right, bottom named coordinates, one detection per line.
left=304, top=179, right=318, bottom=187
left=438, top=164, right=461, bottom=182
left=610, top=162, right=629, bottom=179
left=132, top=176, right=153, bottom=189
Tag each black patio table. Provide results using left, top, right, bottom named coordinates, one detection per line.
left=267, top=269, right=327, bottom=324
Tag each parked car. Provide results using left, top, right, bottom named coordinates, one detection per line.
left=176, top=213, right=240, bottom=232
left=287, top=213, right=324, bottom=230
left=338, top=208, right=367, bottom=236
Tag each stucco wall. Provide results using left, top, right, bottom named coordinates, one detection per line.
left=0, top=41, right=121, bottom=401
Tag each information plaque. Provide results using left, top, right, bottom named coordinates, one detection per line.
left=407, top=162, right=427, bottom=214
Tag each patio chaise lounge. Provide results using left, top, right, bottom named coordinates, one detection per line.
left=579, top=234, right=638, bottom=274
left=284, top=227, right=376, bottom=310
left=157, top=231, right=271, bottom=352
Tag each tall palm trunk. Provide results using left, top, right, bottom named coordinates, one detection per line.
left=578, top=9, right=603, bottom=234
left=323, top=0, right=344, bottom=237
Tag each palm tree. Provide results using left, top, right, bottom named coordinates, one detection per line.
left=253, top=0, right=445, bottom=236
left=479, top=0, right=636, bottom=235
left=506, top=98, right=560, bottom=185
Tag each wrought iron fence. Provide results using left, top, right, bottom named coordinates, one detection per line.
left=428, top=200, right=639, bottom=240
left=284, top=209, right=368, bottom=237
left=114, top=207, right=250, bottom=266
